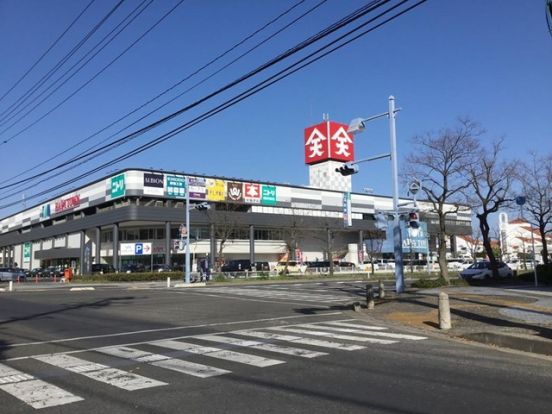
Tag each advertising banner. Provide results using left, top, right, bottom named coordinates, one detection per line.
left=226, top=182, right=243, bottom=202
left=143, top=172, right=164, bottom=196
left=343, top=192, right=352, bottom=227
left=381, top=221, right=429, bottom=254
left=110, top=173, right=126, bottom=199
left=40, top=204, right=51, bottom=220
left=261, top=185, right=277, bottom=205
left=188, top=177, right=206, bottom=199
left=120, top=242, right=152, bottom=256
left=166, top=175, right=187, bottom=198
left=206, top=179, right=225, bottom=201
left=55, top=194, right=80, bottom=214
left=23, top=242, right=31, bottom=263
left=244, top=183, right=261, bottom=203
left=304, top=121, right=354, bottom=165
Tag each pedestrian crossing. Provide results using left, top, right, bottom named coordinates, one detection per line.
left=0, top=319, right=426, bottom=410
left=202, top=286, right=350, bottom=303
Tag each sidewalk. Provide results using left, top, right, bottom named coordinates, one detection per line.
left=364, top=284, right=552, bottom=357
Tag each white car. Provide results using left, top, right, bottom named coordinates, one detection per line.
left=459, top=261, right=513, bottom=280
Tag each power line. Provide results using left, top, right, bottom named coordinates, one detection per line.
left=0, top=0, right=153, bottom=132
left=0, top=0, right=325, bottom=188
left=0, top=0, right=426, bottom=211
left=0, top=0, right=96, bottom=105
left=0, top=0, right=389, bottom=195
left=0, top=0, right=126, bottom=128
left=0, top=0, right=185, bottom=145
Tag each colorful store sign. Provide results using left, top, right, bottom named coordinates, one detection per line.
left=226, top=182, right=243, bottom=202
left=188, top=177, right=206, bottom=199
left=304, top=121, right=354, bottom=165
left=55, top=194, right=81, bottom=213
left=166, top=175, right=187, bottom=199
left=110, top=173, right=126, bottom=199
left=143, top=172, right=164, bottom=196
left=206, top=179, right=225, bottom=201
left=244, top=183, right=261, bottom=203
left=261, top=185, right=277, bottom=205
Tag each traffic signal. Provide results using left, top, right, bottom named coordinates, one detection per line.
left=408, top=211, right=420, bottom=228
left=195, top=202, right=211, bottom=211
left=335, top=163, right=359, bottom=176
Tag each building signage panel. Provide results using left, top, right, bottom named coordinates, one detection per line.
left=55, top=194, right=81, bottom=214
left=143, top=173, right=164, bottom=196
left=226, top=182, right=243, bottom=202
left=40, top=204, right=51, bottom=220
left=206, top=179, right=225, bottom=201
left=343, top=192, right=352, bottom=227
left=381, top=221, right=429, bottom=254
left=244, top=183, right=261, bottom=203
left=261, top=185, right=277, bottom=205
left=304, top=121, right=354, bottom=165
left=188, top=177, right=206, bottom=199
left=110, top=173, right=126, bottom=199
left=23, top=242, right=31, bottom=263
left=120, top=242, right=152, bottom=256
left=120, top=243, right=135, bottom=256
left=166, top=175, right=187, bottom=199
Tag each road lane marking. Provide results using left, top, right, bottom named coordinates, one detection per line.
left=193, top=334, right=327, bottom=358
left=268, top=327, right=398, bottom=345
left=233, top=330, right=366, bottom=351
left=97, top=346, right=229, bottom=378
left=152, top=340, right=285, bottom=367
left=33, top=354, right=166, bottom=390
left=297, top=324, right=427, bottom=340
left=5, top=311, right=342, bottom=350
left=0, top=362, right=83, bottom=409
left=316, top=321, right=388, bottom=330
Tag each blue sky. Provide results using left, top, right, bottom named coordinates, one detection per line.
left=0, top=0, right=550, bottom=220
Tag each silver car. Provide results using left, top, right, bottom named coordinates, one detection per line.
left=0, top=268, right=27, bottom=282
left=459, top=261, right=513, bottom=280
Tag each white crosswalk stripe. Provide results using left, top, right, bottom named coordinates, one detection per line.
left=203, top=287, right=347, bottom=302
left=0, top=319, right=427, bottom=409
left=268, top=327, right=398, bottom=344
left=97, top=346, right=230, bottom=378
left=193, top=334, right=328, bottom=358
left=316, top=321, right=389, bottom=330
left=151, top=340, right=285, bottom=367
left=0, top=362, right=83, bottom=409
left=232, top=329, right=366, bottom=351
left=298, top=323, right=427, bottom=340
left=33, top=354, right=167, bottom=390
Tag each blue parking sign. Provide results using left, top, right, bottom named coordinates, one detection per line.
left=135, top=243, right=143, bottom=255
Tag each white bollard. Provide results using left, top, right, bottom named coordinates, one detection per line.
left=439, top=291, right=451, bottom=330
left=167, top=277, right=171, bottom=288
left=378, top=280, right=385, bottom=299
left=9, top=281, right=13, bottom=292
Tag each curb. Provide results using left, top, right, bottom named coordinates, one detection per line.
left=461, top=332, right=552, bottom=356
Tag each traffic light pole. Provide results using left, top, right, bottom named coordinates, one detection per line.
left=184, top=176, right=191, bottom=284
left=388, top=96, right=405, bottom=294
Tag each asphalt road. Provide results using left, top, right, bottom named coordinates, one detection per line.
left=0, top=281, right=551, bottom=413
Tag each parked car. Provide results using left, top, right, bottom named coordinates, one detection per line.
left=0, top=267, right=27, bottom=282
left=91, top=264, right=115, bottom=274
left=275, top=261, right=306, bottom=274
left=121, top=263, right=145, bottom=273
left=152, top=264, right=173, bottom=273
left=221, top=259, right=253, bottom=274
left=29, top=268, right=45, bottom=278
left=459, top=261, right=513, bottom=280
left=335, top=261, right=356, bottom=271
left=44, top=266, right=63, bottom=278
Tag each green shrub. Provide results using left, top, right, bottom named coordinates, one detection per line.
left=518, top=263, right=552, bottom=285
left=411, top=277, right=468, bottom=289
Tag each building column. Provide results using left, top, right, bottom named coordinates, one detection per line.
left=80, top=230, right=85, bottom=276
left=1, top=247, right=5, bottom=266
left=210, top=223, right=216, bottom=270
left=112, top=223, right=119, bottom=271
left=165, top=221, right=171, bottom=266
left=95, top=227, right=101, bottom=264
left=358, top=230, right=364, bottom=265
left=249, top=225, right=255, bottom=265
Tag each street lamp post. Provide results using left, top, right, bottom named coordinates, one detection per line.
left=184, top=176, right=191, bottom=284
left=346, top=95, right=405, bottom=294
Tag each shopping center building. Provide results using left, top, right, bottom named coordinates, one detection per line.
left=0, top=120, right=472, bottom=274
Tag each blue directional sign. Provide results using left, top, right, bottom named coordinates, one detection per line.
left=135, top=243, right=144, bottom=255
left=381, top=221, right=429, bottom=254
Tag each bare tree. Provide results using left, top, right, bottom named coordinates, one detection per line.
left=516, top=153, right=552, bottom=264
left=405, top=118, right=481, bottom=283
left=466, top=140, right=516, bottom=278
left=207, top=203, right=244, bottom=270
left=364, top=230, right=384, bottom=275
left=281, top=211, right=307, bottom=274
